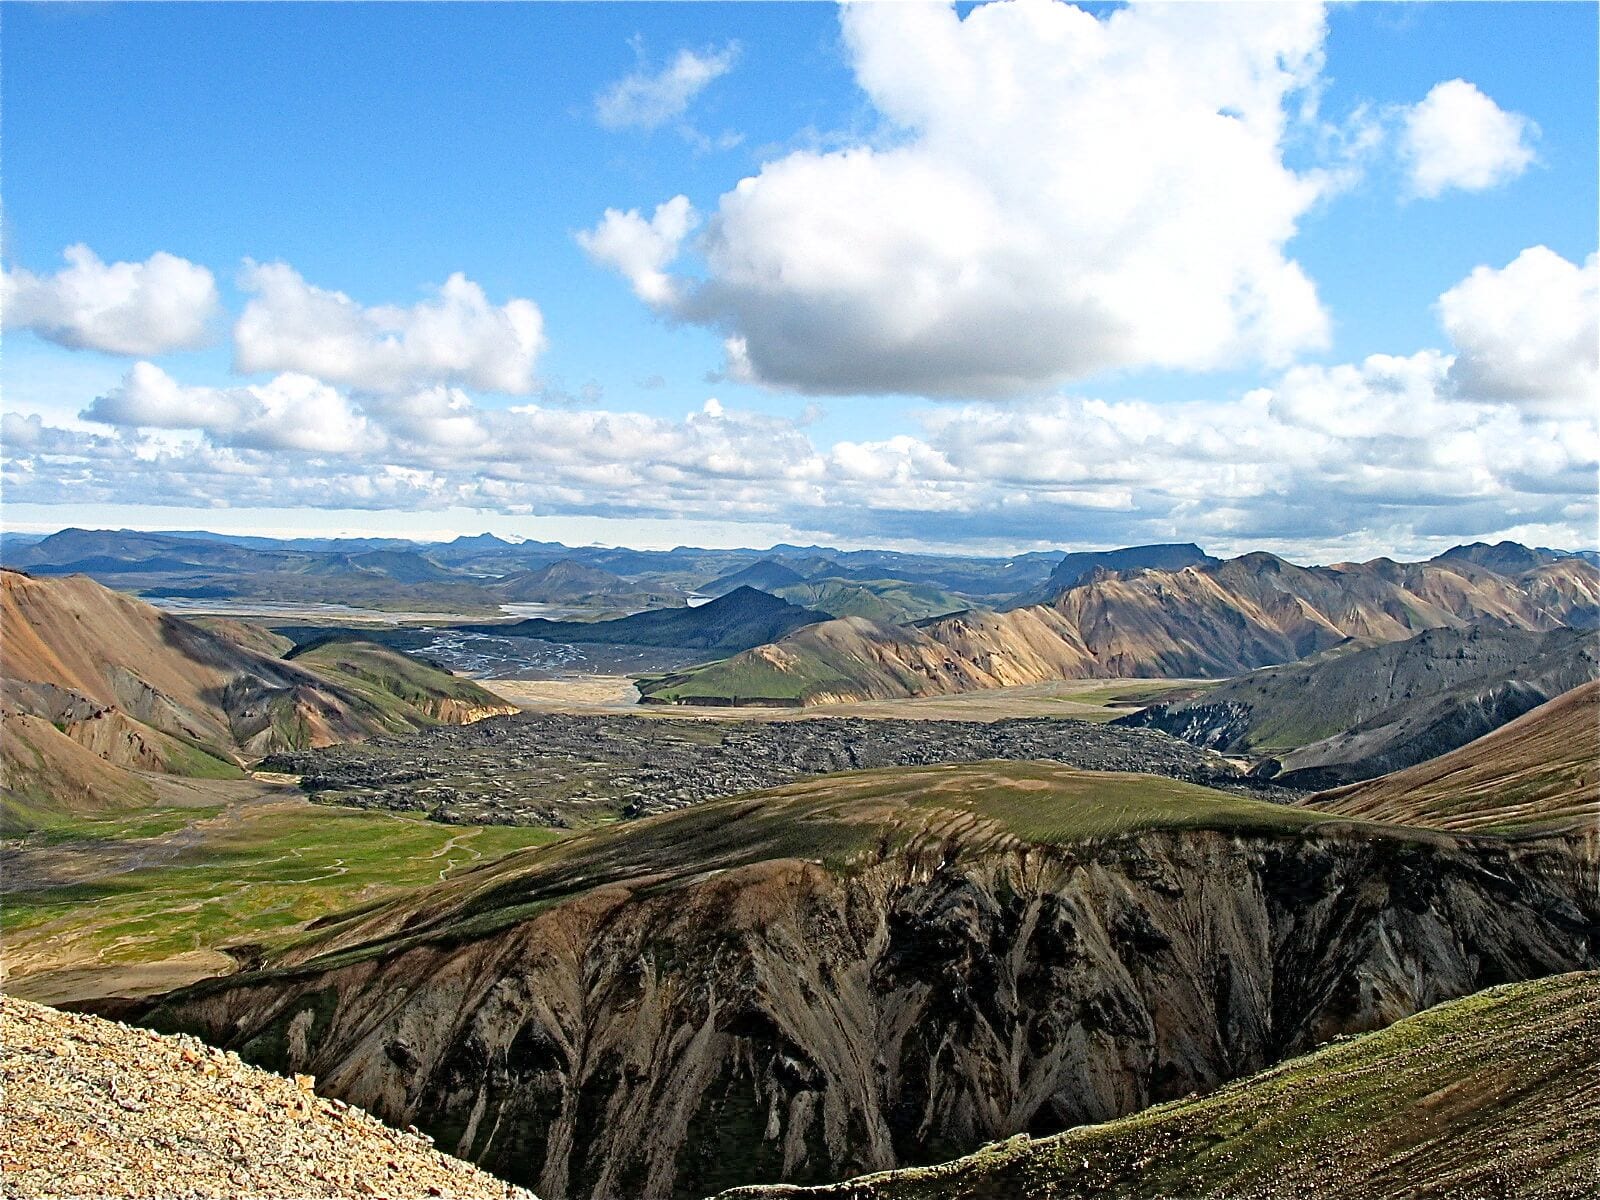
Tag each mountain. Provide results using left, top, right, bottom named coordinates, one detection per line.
left=321, top=549, right=460, bottom=584
left=772, top=577, right=970, bottom=623
left=468, top=585, right=829, bottom=652
left=1116, top=624, right=1598, bottom=786
left=1004, top=542, right=1217, bottom=608
left=1435, top=539, right=1564, bottom=575
left=285, top=641, right=521, bottom=727
left=641, top=551, right=1600, bottom=707
left=134, top=761, right=1596, bottom=1199
left=1302, top=681, right=1599, bottom=835
left=0, top=571, right=514, bottom=829
left=491, top=559, right=679, bottom=606
left=701, top=558, right=809, bottom=596
left=713, top=971, right=1600, bottom=1200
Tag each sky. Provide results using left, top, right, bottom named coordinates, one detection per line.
left=2, top=0, right=1595, bottom=562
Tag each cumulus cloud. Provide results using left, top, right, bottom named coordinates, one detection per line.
left=582, top=0, right=1333, bottom=397
left=1, top=244, right=219, bottom=356
left=232, top=263, right=545, bottom=394
left=23, top=246, right=1595, bottom=559
left=1401, top=79, right=1536, bottom=198
left=596, top=43, right=739, bottom=131
left=82, top=362, right=373, bottom=454
left=1438, top=246, right=1597, bottom=410
left=576, top=196, right=697, bottom=308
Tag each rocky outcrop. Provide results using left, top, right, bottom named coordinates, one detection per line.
left=711, top=972, right=1600, bottom=1200
left=2, top=994, right=533, bottom=1200
left=140, top=824, right=1598, bottom=1200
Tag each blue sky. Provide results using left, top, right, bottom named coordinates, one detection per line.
left=3, top=1, right=1595, bottom=560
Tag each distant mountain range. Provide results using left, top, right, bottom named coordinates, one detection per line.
left=640, top=548, right=1600, bottom=706
left=0, top=527, right=1072, bottom=617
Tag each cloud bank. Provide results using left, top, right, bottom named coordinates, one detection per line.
left=10, top=247, right=1589, bottom=560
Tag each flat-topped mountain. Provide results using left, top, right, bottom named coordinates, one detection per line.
left=701, top=557, right=809, bottom=596
left=1003, top=542, right=1217, bottom=609
left=641, top=551, right=1600, bottom=707
left=491, top=558, right=682, bottom=607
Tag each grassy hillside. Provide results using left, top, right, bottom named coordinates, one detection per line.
left=1305, top=681, right=1599, bottom=835
left=271, top=762, right=1339, bottom=971
left=286, top=640, right=516, bottom=727
left=773, top=577, right=970, bottom=623
left=715, top=971, right=1600, bottom=1200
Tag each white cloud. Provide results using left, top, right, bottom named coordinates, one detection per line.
left=1402, top=79, right=1536, bottom=198
left=232, top=262, right=545, bottom=394
left=596, top=43, right=739, bottom=131
left=1, top=244, right=219, bottom=356
left=1438, top=246, right=1597, bottom=411
left=25, top=248, right=1596, bottom=558
left=82, top=363, right=373, bottom=454
left=575, top=196, right=697, bottom=309
left=582, top=0, right=1332, bottom=397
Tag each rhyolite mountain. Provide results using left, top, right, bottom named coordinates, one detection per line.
left=1002, top=542, right=1217, bottom=609
left=1117, top=624, right=1598, bottom=787
left=0, top=570, right=514, bottom=829
left=640, top=550, right=1600, bottom=707
left=134, top=761, right=1598, bottom=1200
left=462, top=586, right=830, bottom=652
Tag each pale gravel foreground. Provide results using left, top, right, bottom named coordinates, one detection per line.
left=0, top=994, right=535, bottom=1200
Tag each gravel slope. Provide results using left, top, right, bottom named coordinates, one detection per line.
left=0, top=994, right=534, bottom=1200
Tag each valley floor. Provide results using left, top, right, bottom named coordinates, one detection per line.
left=0, top=776, right=560, bottom=1004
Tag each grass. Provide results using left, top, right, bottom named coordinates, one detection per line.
left=640, top=654, right=838, bottom=705
left=290, top=640, right=512, bottom=727
left=272, top=761, right=1346, bottom=974
left=2, top=795, right=564, bottom=993
left=714, top=971, right=1600, bottom=1200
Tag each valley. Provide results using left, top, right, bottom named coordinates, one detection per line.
left=3, top=531, right=1596, bottom=1200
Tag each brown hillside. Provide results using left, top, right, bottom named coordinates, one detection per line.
left=1304, top=680, right=1600, bottom=834
left=0, top=571, right=514, bottom=823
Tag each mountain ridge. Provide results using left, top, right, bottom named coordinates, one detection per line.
left=639, top=551, right=1600, bottom=707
